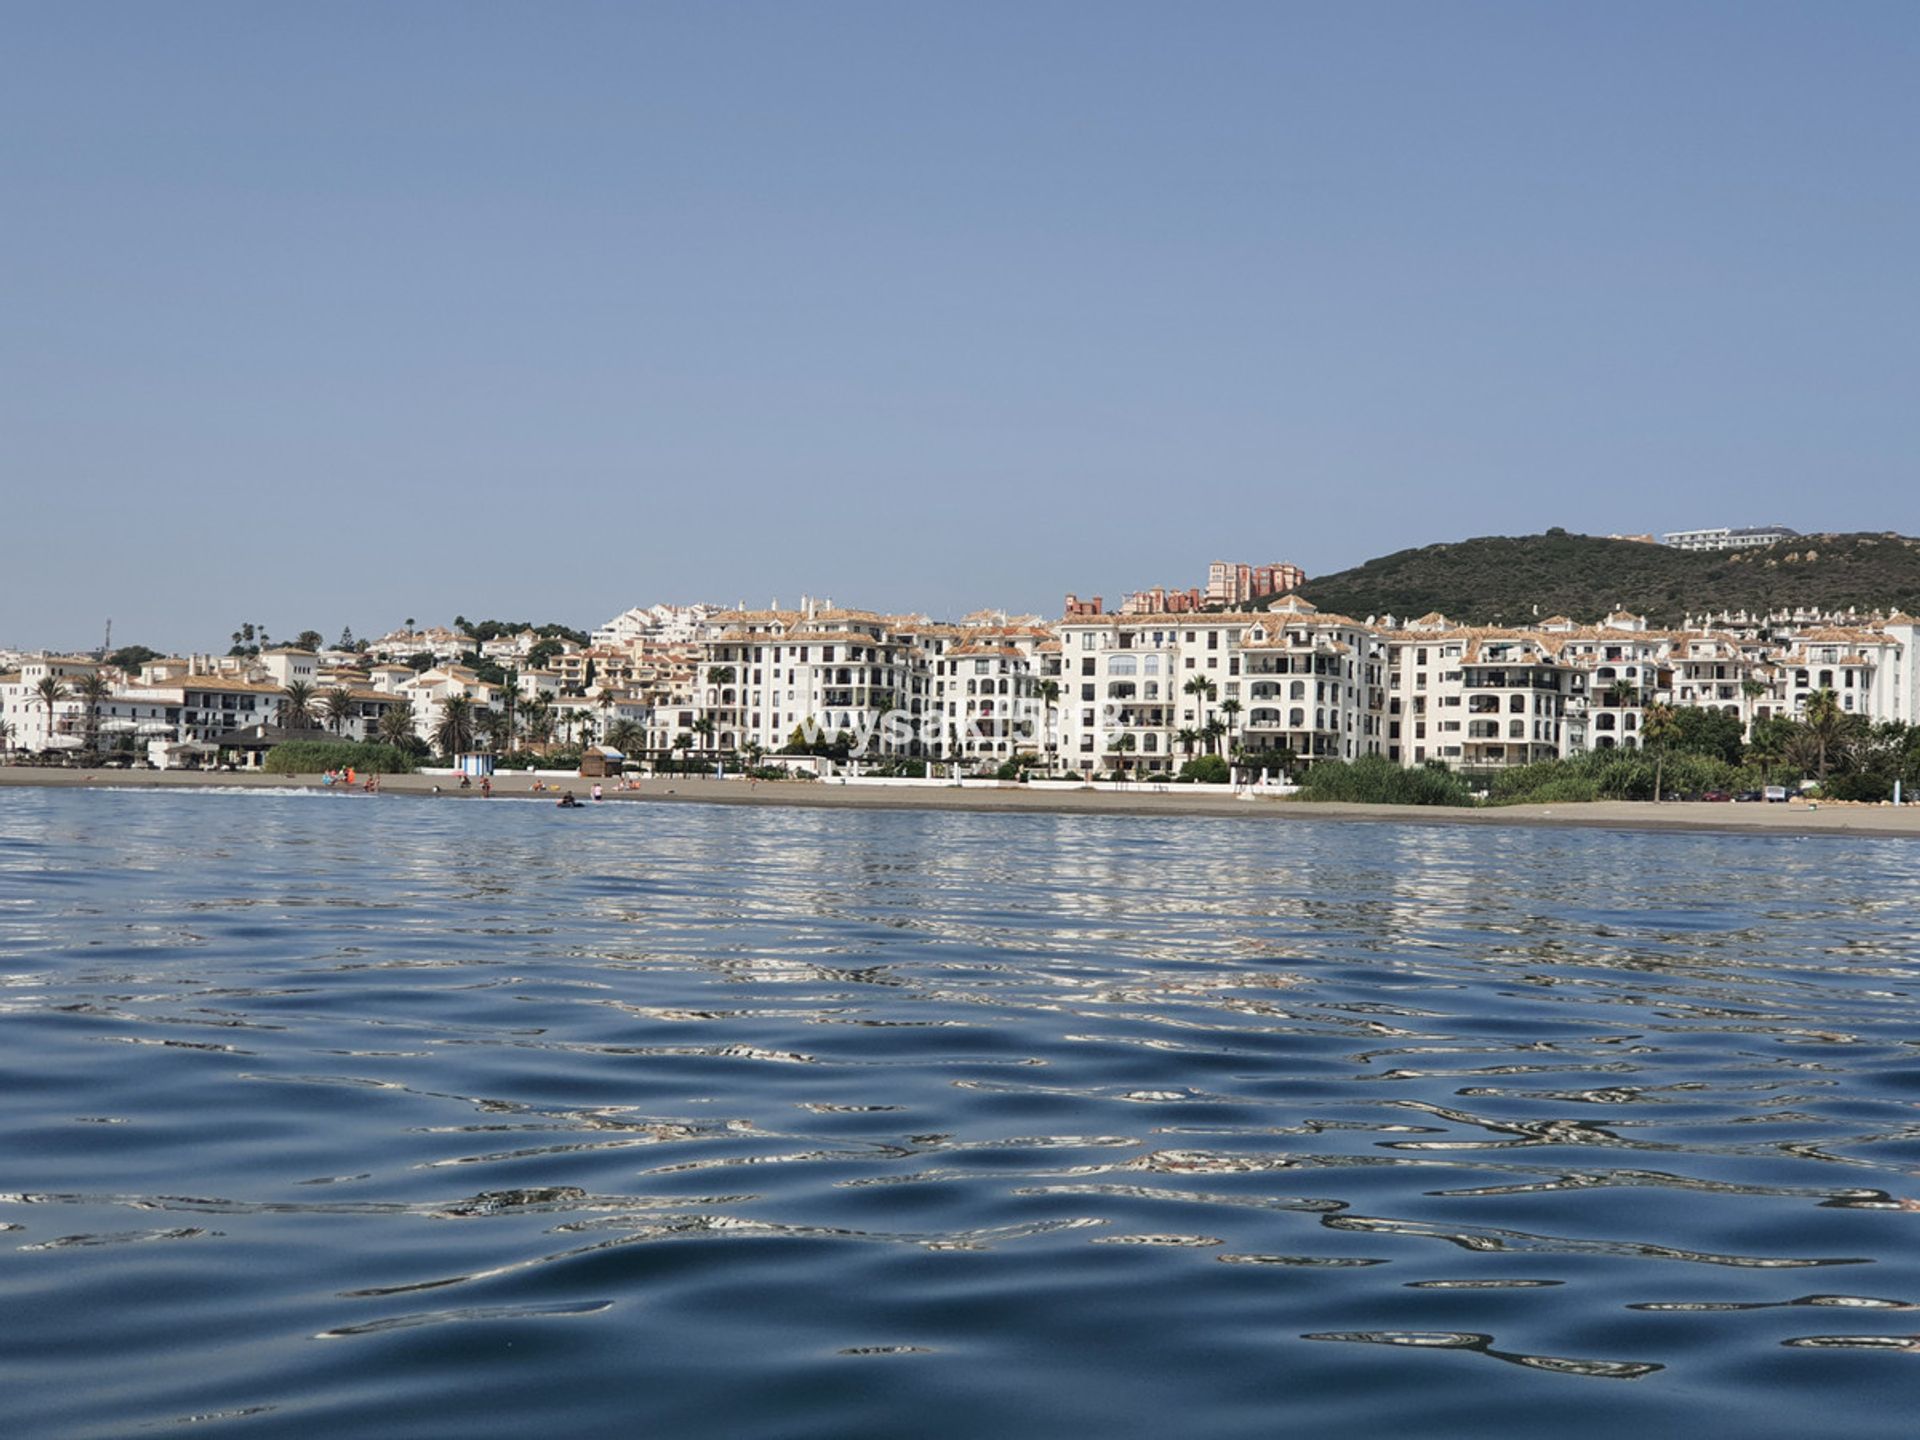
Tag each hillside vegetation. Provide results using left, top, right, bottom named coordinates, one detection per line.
left=1268, top=530, right=1920, bottom=627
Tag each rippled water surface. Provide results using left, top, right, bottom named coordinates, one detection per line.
left=3, top=789, right=1918, bottom=1437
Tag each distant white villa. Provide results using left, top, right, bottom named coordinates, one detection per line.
left=1662, top=526, right=1799, bottom=552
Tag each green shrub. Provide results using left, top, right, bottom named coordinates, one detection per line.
left=1178, top=755, right=1231, bottom=784
left=491, top=749, right=581, bottom=771
left=1297, top=754, right=1474, bottom=806
left=1486, top=749, right=1751, bottom=804
left=263, top=741, right=417, bottom=775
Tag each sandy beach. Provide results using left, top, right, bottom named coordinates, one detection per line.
left=4, top=764, right=1918, bottom=837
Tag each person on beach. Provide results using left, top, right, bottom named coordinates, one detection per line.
left=459, top=775, right=471, bottom=790
left=481, top=776, right=492, bottom=798
left=557, top=790, right=581, bottom=808
left=591, top=782, right=603, bottom=802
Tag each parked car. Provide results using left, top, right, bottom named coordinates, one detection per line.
left=1764, top=785, right=1789, bottom=803
left=1734, top=789, right=1762, bottom=802
left=1700, top=790, right=1732, bottom=802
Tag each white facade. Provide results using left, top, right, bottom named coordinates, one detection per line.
left=1663, top=526, right=1798, bottom=551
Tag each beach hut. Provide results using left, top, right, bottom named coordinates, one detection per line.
left=457, top=752, right=495, bottom=778
left=579, top=745, right=624, bottom=778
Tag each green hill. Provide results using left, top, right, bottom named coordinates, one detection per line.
left=1270, top=530, right=1920, bottom=627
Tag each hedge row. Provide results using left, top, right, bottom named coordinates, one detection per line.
left=263, top=741, right=418, bottom=775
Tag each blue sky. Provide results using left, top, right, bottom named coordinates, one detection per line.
left=5, top=2, right=1917, bottom=652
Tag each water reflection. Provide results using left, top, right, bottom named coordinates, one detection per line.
left=1, top=790, right=1917, bottom=1436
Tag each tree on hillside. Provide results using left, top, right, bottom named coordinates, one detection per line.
left=109, top=645, right=160, bottom=672
left=294, top=630, right=324, bottom=652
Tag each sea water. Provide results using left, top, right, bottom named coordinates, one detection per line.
left=1, top=788, right=1917, bottom=1437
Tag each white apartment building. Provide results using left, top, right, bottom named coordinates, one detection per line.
left=0, top=656, right=110, bottom=752
left=1662, top=526, right=1798, bottom=552
left=700, top=607, right=932, bottom=759
left=591, top=603, right=720, bottom=649
left=1053, top=600, right=1385, bottom=775
left=1384, top=620, right=1576, bottom=768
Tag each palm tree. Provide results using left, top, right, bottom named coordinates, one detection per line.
left=1219, top=697, right=1242, bottom=757
left=1105, top=730, right=1137, bottom=776
left=495, top=667, right=519, bottom=753
left=1175, top=726, right=1200, bottom=759
left=377, top=700, right=417, bottom=750
left=280, top=680, right=317, bottom=730
left=481, top=707, right=514, bottom=753
left=75, top=673, right=112, bottom=754
left=1802, top=688, right=1848, bottom=781
left=1036, top=678, right=1061, bottom=762
left=1202, top=715, right=1227, bottom=757
left=34, top=675, right=68, bottom=751
left=0, top=718, right=13, bottom=754
left=521, top=695, right=556, bottom=750
left=690, top=716, right=716, bottom=756
left=1604, top=679, right=1637, bottom=708
left=606, top=718, right=645, bottom=755
left=434, top=695, right=476, bottom=758
left=322, top=686, right=356, bottom=737
left=1739, top=677, right=1768, bottom=740
left=1183, top=674, right=1217, bottom=713
left=1643, top=701, right=1678, bottom=802
left=672, top=731, right=693, bottom=772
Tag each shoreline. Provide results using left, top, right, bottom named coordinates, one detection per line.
left=4, top=765, right=1918, bottom=837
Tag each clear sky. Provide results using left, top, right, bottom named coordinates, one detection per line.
left=5, top=2, right=1917, bottom=653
